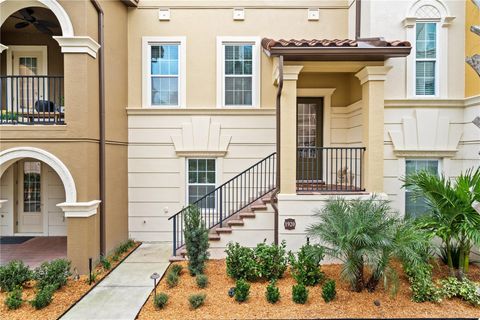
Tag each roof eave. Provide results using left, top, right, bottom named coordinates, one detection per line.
left=264, top=47, right=411, bottom=61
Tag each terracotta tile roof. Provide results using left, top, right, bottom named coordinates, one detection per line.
left=261, top=38, right=411, bottom=50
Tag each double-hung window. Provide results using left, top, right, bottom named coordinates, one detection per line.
left=415, top=22, right=437, bottom=96
left=405, top=159, right=439, bottom=218
left=187, top=159, right=216, bottom=209
left=143, top=37, right=186, bottom=107
left=218, top=37, right=260, bottom=107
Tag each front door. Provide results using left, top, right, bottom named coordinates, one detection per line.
left=297, top=98, right=323, bottom=182
left=8, top=47, right=47, bottom=112
left=16, top=160, right=44, bottom=234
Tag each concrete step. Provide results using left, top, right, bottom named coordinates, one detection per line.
left=239, top=212, right=256, bottom=219
left=208, top=234, right=221, bottom=241
left=250, top=204, right=267, bottom=211
left=215, top=227, right=233, bottom=234
left=227, top=219, right=244, bottom=226
left=169, top=255, right=186, bottom=262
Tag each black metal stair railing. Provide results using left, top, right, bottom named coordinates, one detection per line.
left=169, top=152, right=277, bottom=256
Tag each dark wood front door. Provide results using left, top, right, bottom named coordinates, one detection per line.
left=297, top=98, right=323, bottom=183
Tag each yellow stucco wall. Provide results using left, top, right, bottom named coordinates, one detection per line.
left=466, top=0, right=480, bottom=97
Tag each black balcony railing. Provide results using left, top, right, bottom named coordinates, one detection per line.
left=1, top=76, right=64, bottom=125
left=297, top=147, right=366, bottom=192
left=169, top=153, right=277, bottom=256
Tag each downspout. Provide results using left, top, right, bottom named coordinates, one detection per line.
left=90, top=0, right=106, bottom=255
left=271, top=55, right=283, bottom=245
left=355, top=0, right=361, bottom=40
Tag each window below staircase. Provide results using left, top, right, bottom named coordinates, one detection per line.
left=187, top=159, right=216, bottom=209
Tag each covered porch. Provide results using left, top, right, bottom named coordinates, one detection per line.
left=263, top=38, right=412, bottom=195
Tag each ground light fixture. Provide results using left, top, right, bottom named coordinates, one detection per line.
left=150, top=272, right=161, bottom=300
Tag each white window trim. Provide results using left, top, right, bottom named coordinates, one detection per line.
left=413, top=21, right=440, bottom=98
left=216, top=36, right=261, bottom=108
left=142, top=36, right=186, bottom=108
left=185, top=158, right=218, bottom=210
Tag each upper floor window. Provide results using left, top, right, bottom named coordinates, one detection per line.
left=142, top=37, right=186, bottom=108
left=217, top=37, right=260, bottom=108
left=415, top=22, right=437, bottom=96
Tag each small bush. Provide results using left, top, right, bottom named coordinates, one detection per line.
left=30, top=284, right=55, bottom=310
left=153, top=293, right=169, bottom=309
left=322, top=279, right=336, bottom=303
left=289, top=243, right=325, bottom=286
left=5, top=286, right=23, bottom=310
left=114, top=239, right=136, bottom=256
left=404, top=263, right=441, bottom=303
left=254, top=240, right=288, bottom=280
left=196, top=274, right=208, bottom=289
left=439, top=277, right=480, bottom=306
left=111, top=253, right=120, bottom=262
left=34, top=259, right=71, bottom=290
left=188, top=293, right=206, bottom=309
left=292, top=283, right=308, bottom=304
left=0, top=260, right=32, bottom=292
left=234, top=279, right=251, bottom=303
left=99, top=256, right=111, bottom=271
left=225, top=242, right=258, bottom=281
left=166, top=272, right=179, bottom=288
left=265, top=280, right=280, bottom=304
left=171, top=264, right=183, bottom=276
left=184, top=206, right=210, bottom=276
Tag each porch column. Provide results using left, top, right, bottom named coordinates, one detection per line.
left=279, top=66, right=303, bottom=194
left=57, top=200, right=101, bottom=275
left=355, top=66, right=391, bottom=193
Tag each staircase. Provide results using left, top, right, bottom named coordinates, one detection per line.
left=169, top=153, right=277, bottom=261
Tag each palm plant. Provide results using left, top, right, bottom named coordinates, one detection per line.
left=403, top=167, right=480, bottom=278
left=307, top=197, right=430, bottom=293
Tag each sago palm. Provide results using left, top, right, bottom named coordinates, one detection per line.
left=403, top=167, right=480, bottom=278
left=307, top=197, right=430, bottom=293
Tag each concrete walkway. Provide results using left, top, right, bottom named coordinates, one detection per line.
left=61, top=243, right=170, bottom=320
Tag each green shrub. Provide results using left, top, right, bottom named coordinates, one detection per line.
left=29, top=284, right=55, bottom=310
left=188, top=293, right=206, bottom=309
left=153, top=293, right=169, bottom=309
left=114, top=239, right=136, bottom=256
left=234, top=279, right=251, bottom=303
left=265, top=280, right=280, bottom=304
left=0, top=260, right=32, bottom=292
left=34, top=259, right=71, bottom=290
left=184, top=206, right=210, bottom=276
left=292, top=283, right=308, bottom=304
left=196, top=274, right=208, bottom=289
left=5, top=286, right=23, bottom=310
left=288, top=243, right=325, bottom=286
left=254, top=240, right=288, bottom=280
left=404, top=263, right=441, bottom=303
left=171, top=264, right=183, bottom=276
left=166, top=271, right=179, bottom=288
left=99, top=255, right=111, bottom=271
left=111, top=253, right=120, bottom=262
left=322, top=279, right=336, bottom=303
left=225, top=242, right=258, bottom=281
left=438, top=277, right=480, bottom=306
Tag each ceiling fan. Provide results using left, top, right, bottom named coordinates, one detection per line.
left=12, top=8, right=59, bottom=35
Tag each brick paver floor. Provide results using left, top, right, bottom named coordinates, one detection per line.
left=0, top=236, right=67, bottom=268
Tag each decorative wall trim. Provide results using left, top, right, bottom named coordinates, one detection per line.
left=0, top=199, right=6, bottom=208
left=354, top=66, right=392, bottom=84
left=57, top=200, right=101, bottom=218
left=0, top=44, right=7, bottom=53
left=171, top=116, right=232, bottom=155
left=0, top=147, right=77, bottom=203
left=127, top=108, right=276, bottom=115
left=388, top=109, right=462, bottom=155
left=53, top=36, right=101, bottom=58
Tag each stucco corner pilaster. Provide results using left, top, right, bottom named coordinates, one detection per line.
left=355, top=66, right=392, bottom=85
left=57, top=200, right=101, bottom=218
left=53, top=36, right=101, bottom=58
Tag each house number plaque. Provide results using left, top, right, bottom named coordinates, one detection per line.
left=284, top=218, right=296, bottom=230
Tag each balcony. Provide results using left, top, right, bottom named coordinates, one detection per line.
left=297, top=147, right=366, bottom=193
left=1, top=75, right=64, bottom=125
